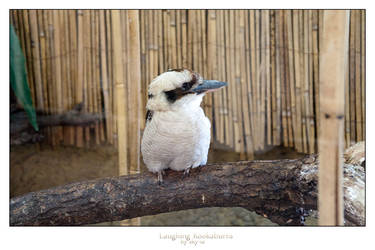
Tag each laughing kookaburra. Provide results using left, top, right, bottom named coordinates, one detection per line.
left=141, top=69, right=227, bottom=184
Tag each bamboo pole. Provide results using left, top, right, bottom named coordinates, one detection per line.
left=83, top=10, right=92, bottom=146
left=60, top=10, right=71, bottom=146
left=312, top=10, right=321, bottom=150
left=264, top=10, right=272, bottom=147
left=293, top=10, right=303, bottom=152
left=217, top=10, right=226, bottom=145
left=270, top=11, right=277, bottom=146
left=94, top=10, right=105, bottom=144
left=349, top=10, right=356, bottom=145
left=283, top=11, right=293, bottom=148
left=308, top=10, right=316, bottom=153
left=76, top=10, right=84, bottom=147
left=46, top=11, right=58, bottom=145
left=239, top=10, right=253, bottom=159
left=354, top=10, right=362, bottom=142
left=38, top=11, right=49, bottom=113
left=127, top=10, right=142, bottom=174
left=278, top=11, right=288, bottom=147
left=157, top=10, right=165, bottom=72
left=224, top=10, right=234, bottom=149
left=287, top=10, right=297, bottom=149
left=299, top=11, right=307, bottom=152
left=42, top=10, right=53, bottom=144
left=176, top=11, right=182, bottom=68
left=361, top=10, right=365, bottom=140
left=29, top=10, right=44, bottom=111
left=99, top=10, right=113, bottom=144
left=318, top=10, right=349, bottom=226
left=233, top=10, right=244, bottom=154
left=304, top=10, right=314, bottom=153
left=170, top=10, right=177, bottom=68
left=22, top=10, right=37, bottom=107
left=207, top=10, right=219, bottom=141
left=255, top=10, right=262, bottom=150
left=111, top=10, right=128, bottom=176
left=106, top=10, right=116, bottom=146
left=244, top=10, right=254, bottom=154
left=181, top=10, right=187, bottom=69
left=215, top=10, right=222, bottom=142
left=52, top=10, right=64, bottom=144
left=249, top=10, right=258, bottom=150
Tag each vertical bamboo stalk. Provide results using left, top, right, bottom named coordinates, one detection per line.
left=158, top=10, right=165, bottom=72
left=224, top=10, right=233, bottom=149
left=283, top=11, right=293, bottom=148
left=83, top=10, right=93, bottom=146
left=293, top=10, right=303, bottom=152
left=207, top=10, right=218, bottom=141
left=53, top=10, right=64, bottom=144
left=287, top=10, right=297, bottom=149
left=308, top=10, right=316, bottom=153
left=92, top=11, right=101, bottom=145
left=244, top=10, right=255, bottom=154
left=349, top=10, right=356, bottom=145
left=76, top=10, right=84, bottom=147
left=270, top=10, right=277, bottom=146
left=170, top=10, right=177, bottom=68
left=264, top=10, right=272, bottom=147
left=176, top=11, right=181, bottom=68
left=218, top=10, right=227, bottom=144
left=277, top=11, right=287, bottom=147
left=234, top=11, right=243, bottom=155
left=60, top=10, right=71, bottom=145
left=181, top=10, right=188, bottom=68
left=299, top=11, right=307, bottom=152
left=239, top=10, right=253, bottom=159
left=22, top=10, right=37, bottom=107
left=361, top=10, right=365, bottom=140
left=38, top=11, right=49, bottom=112
left=354, top=10, right=362, bottom=142
left=249, top=10, right=259, bottom=150
left=29, top=10, right=44, bottom=111
left=312, top=10, right=321, bottom=150
left=318, top=10, right=349, bottom=226
left=214, top=10, right=224, bottom=143
left=127, top=10, right=142, bottom=174
left=112, top=10, right=128, bottom=176
left=99, top=10, right=113, bottom=145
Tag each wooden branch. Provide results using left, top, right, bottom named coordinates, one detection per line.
left=10, top=155, right=364, bottom=226
left=10, top=103, right=102, bottom=135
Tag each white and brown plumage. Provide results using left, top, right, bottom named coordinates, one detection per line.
left=141, top=69, right=227, bottom=184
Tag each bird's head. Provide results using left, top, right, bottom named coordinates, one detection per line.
left=146, top=69, right=227, bottom=111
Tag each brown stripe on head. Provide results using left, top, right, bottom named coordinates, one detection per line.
left=164, top=71, right=199, bottom=103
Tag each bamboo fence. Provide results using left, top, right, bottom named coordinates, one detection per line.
left=10, top=9, right=365, bottom=159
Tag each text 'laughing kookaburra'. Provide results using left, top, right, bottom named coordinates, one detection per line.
left=141, top=69, right=228, bottom=184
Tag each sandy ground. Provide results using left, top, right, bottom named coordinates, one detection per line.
left=10, top=142, right=306, bottom=226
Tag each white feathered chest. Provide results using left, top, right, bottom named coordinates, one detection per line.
left=141, top=105, right=211, bottom=173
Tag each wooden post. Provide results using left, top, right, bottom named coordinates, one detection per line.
left=318, top=10, right=349, bottom=226
left=111, top=10, right=128, bottom=176
left=127, top=10, right=141, bottom=174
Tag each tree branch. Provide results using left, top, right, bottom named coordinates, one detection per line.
left=10, top=155, right=364, bottom=226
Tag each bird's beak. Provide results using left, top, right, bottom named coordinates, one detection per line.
left=191, top=80, right=228, bottom=94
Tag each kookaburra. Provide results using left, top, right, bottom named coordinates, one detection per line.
left=141, top=69, right=227, bottom=184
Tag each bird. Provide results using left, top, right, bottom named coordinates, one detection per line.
left=141, top=68, right=227, bottom=184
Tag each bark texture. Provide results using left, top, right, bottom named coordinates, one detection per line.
left=10, top=155, right=364, bottom=226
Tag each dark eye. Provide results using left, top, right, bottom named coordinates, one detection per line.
left=182, top=82, right=190, bottom=91
left=148, top=93, right=153, bottom=99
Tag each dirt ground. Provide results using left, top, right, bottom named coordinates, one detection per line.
left=10, top=142, right=307, bottom=226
